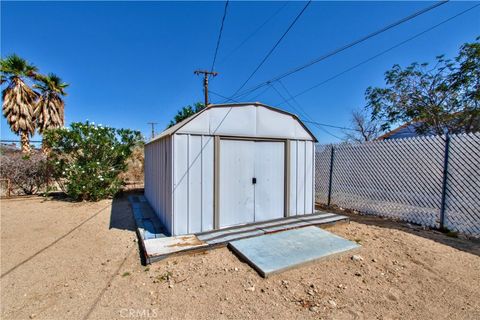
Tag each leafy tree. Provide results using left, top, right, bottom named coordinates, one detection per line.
left=34, top=73, right=69, bottom=134
left=344, top=109, right=383, bottom=142
left=366, top=38, right=480, bottom=135
left=168, top=102, right=205, bottom=128
left=43, top=122, right=143, bottom=201
left=1, top=54, right=38, bottom=153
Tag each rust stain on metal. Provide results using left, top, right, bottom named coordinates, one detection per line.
left=167, top=236, right=205, bottom=248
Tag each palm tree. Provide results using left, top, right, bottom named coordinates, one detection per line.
left=1, top=54, right=38, bottom=153
left=34, top=73, right=68, bottom=134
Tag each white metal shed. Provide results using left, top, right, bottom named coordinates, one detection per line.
left=144, top=103, right=317, bottom=236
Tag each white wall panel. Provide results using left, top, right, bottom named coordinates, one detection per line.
left=144, top=145, right=150, bottom=202
left=201, top=136, right=214, bottom=231
left=159, top=139, right=166, bottom=224
left=144, top=137, right=173, bottom=235
left=305, top=141, right=314, bottom=214
left=210, top=106, right=257, bottom=136
left=178, top=111, right=209, bottom=134
left=173, top=134, right=189, bottom=235
left=296, top=141, right=306, bottom=215
left=287, top=140, right=315, bottom=216
left=294, top=122, right=313, bottom=140
left=172, top=134, right=215, bottom=235
left=188, top=135, right=203, bottom=233
left=165, top=138, right=173, bottom=234
left=256, top=107, right=296, bottom=138
left=155, top=142, right=160, bottom=223
left=289, top=140, right=298, bottom=216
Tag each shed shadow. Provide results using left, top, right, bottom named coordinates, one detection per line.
left=317, top=204, right=480, bottom=257
left=109, top=191, right=138, bottom=232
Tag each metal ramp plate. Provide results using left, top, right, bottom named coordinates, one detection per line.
left=228, top=226, right=360, bottom=277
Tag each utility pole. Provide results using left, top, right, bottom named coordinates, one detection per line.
left=147, top=122, right=158, bottom=139
left=194, top=70, right=218, bottom=107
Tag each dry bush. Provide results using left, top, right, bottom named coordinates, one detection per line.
left=120, top=144, right=144, bottom=185
left=0, top=151, right=49, bottom=195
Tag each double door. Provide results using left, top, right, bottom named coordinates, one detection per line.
left=218, top=139, right=285, bottom=228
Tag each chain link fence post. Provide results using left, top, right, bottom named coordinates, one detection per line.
left=439, top=133, right=450, bottom=230
left=327, top=144, right=335, bottom=207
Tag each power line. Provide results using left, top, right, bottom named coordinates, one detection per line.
left=308, top=121, right=344, bottom=140
left=276, top=80, right=371, bottom=135
left=210, top=88, right=268, bottom=103
left=221, top=3, right=476, bottom=137
left=209, top=90, right=239, bottom=103
left=269, top=82, right=344, bottom=140
left=277, top=79, right=305, bottom=113
left=213, top=0, right=473, bottom=139
left=245, top=0, right=474, bottom=139
left=274, top=2, right=480, bottom=106
left=229, top=1, right=312, bottom=98
left=210, top=88, right=354, bottom=137
left=228, top=0, right=449, bottom=101
left=245, top=84, right=272, bottom=102
left=301, top=120, right=358, bottom=132
left=268, top=82, right=310, bottom=120
left=274, top=80, right=315, bottom=124
left=213, top=1, right=474, bottom=141
left=219, top=2, right=288, bottom=65
left=211, top=1, right=230, bottom=72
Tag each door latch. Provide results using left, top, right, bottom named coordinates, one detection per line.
left=252, top=177, right=257, bottom=184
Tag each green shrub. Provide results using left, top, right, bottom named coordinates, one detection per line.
left=43, top=122, right=143, bottom=201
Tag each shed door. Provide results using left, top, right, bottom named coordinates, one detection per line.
left=254, top=141, right=285, bottom=222
left=219, top=139, right=284, bottom=228
left=219, top=140, right=255, bottom=228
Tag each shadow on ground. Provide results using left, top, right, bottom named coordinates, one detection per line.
left=109, top=191, right=140, bottom=232
left=318, top=205, right=480, bottom=257
left=39, top=190, right=139, bottom=233
left=110, top=190, right=149, bottom=265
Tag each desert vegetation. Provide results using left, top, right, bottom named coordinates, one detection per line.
left=0, top=150, right=48, bottom=195
left=1, top=54, right=144, bottom=200
left=42, top=122, right=142, bottom=201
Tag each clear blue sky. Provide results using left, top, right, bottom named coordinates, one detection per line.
left=1, top=1, right=479, bottom=143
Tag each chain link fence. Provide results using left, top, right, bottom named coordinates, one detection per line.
left=315, top=132, right=480, bottom=237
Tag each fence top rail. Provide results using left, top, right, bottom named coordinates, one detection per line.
left=315, top=131, right=480, bottom=149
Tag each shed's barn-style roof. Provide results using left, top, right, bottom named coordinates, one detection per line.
left=148, top=102, right=317, bottom=144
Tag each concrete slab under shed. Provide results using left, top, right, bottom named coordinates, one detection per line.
left=229, top=226, right=360, bottom=278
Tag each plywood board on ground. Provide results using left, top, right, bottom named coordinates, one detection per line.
left=144, top=235, right=208, bottom=258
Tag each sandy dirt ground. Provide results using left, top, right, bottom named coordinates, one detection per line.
left=1, top=194, right=479, bottom=320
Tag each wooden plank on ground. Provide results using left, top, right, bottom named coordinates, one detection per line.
left=145, top=235, right=208, bottom=258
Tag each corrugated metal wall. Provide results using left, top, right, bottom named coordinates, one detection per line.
left=172, top=134, right=214, bottom=235
left=289, top=140, right=315, bottom=216
left=144, top=137, right=173, bottom=234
